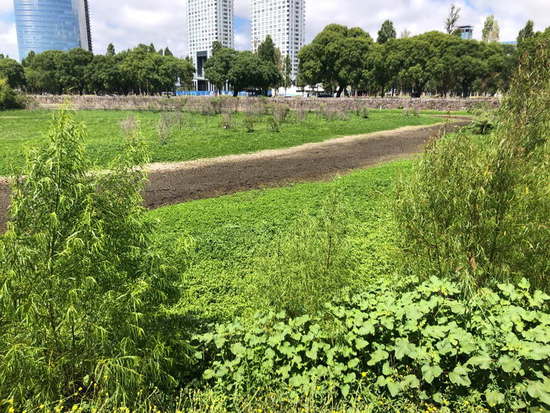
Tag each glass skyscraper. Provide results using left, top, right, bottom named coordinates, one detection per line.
left=14, top=0, right=92, bottom=60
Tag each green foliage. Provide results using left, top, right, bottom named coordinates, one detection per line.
left=150, top=162, right=404, bottom=326
left=228, top=51, right=282, bottom=96
left=298, top=24, right=373, bottom=96
left=204, top=47, right=238, bottom=93
left=249, top=188, right=353, bottom=317
left=377, top=20, right=397, bottom=44
left=0, top=56, right=26, bottom=89
left=199, top=278, right=550, bottom=410
left=22, top=45, right=194, bottom=95
left=0, top=109, right=441, bottom=176
left=0, top=109, right=186, bottom=409
left=0, top=78, right=25, bottom=110
left=395, top=35, right=550, bottom=293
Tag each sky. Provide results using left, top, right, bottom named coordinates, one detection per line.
left=0, top=0, right=549, bottom=60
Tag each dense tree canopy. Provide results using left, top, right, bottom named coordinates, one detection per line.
left=298, top=24, right=373, bottom=96
left=0, top=55, right=26, bottom=89
left=203, top=37, right=283, bottom=95
left=17, top=45, right=194, bottom=95
left=298, top=27, right=523, bottom=97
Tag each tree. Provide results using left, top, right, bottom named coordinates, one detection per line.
left=106, top=43, right=116, bottom=56
left=282, top=54, right=293, bottom=94
left=164, top=47, right=173, bottom=57
left=482, top=15, right=500, bottom=42
left=517, top=20, right=535, bottom=47
left=298, top=24, right=373, bottom=96
left=401, top=29, right=412, bottom=39
left=204, top=46, right=238, bottom=94
left=257, top=35, right=278, bottom=66
left=377, top=20, right=397, bottom=44
left=445, top=4, right=461, bottom=34
left=0, top=57, right=26, bottom=88
left=0, top=78, right=24, bottom=109
left=0, top=109, right=184, bottom=407
left=228, top=51, right=281, bottom=96
left=62, top=48, right=94, bottom=94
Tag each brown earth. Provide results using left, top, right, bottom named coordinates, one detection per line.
left=0, top=119, right=469, bottom=232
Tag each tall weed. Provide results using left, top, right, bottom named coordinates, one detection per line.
left=395, top=35, right=550, bottom=293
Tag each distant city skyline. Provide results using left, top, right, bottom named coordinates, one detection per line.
left=0, top=0, right=549, bottom=60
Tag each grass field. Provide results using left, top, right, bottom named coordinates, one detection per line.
left=0, top=109, right=441, bottom=175
left=148, top=159, right=410, bottom=324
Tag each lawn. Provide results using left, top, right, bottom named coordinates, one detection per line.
left=148, top=159, right=410, bottom=324
left=0, top=109, right=441, bottom=175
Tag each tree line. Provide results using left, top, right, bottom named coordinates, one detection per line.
left=0, top=44, right=195, bottom=95
left=0, top=17, right=546, bottom=98
left=297, top=19, right=547, bottom=97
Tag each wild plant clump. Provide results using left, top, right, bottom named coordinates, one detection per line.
left=219, top=112, right=234, bottom=129
left=249, top=188, right=352, bottom=317
left=243, top=114, right=256, bottom=133
left=0, top=77, right=25, bottom=110
left=199, top=278, right=550, bottom=410
left=0, top=109, right=187, bottom=409
left=395, top=33, right=550, bottom=294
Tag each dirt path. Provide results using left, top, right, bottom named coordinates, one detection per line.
left=0, top=120, right=469, bottom=231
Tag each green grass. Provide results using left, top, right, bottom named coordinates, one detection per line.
left=149, top=159, right=411, bottom=324
left=0, top=109, right=440, bottom=175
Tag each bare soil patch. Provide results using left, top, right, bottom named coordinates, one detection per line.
left=0, top=120, right=469, bottom=232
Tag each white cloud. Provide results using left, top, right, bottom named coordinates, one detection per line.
left=0, top=0, right=549, bottom=60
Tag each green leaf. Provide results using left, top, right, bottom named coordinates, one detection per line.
left=368, top=348, right=389, bottom=366
left=448, top=365, right=471, bottom=387
left=387, top=381, right=402, bottom=397
left=230, top=342, right=246, bottom=357
left=485, top=390, right=505, bottom=407
left=499, top=355, right=522, bottom=373
left=527, top=381, right=550, bottom=406
left=422, top=364, right=443, bottom=384
left=467, top=354, right=492, bottom=369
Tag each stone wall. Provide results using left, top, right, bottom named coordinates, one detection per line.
left=29, top=95, right=500, bottom=113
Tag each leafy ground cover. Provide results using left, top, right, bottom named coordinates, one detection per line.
left=0, top=109, right=442, bottom=175
left=149, top=160, right=407, bottom=324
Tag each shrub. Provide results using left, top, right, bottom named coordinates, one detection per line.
left=395, top=34, right=550, bottom=294
left=0, top=109, right=186, bottom=409
left=267, top=115, right=281, bottom=132
left=219, top=112, right=234, bottom=129
left=243, top=114, right=256, bottom=133
left=199, top=278, right=550, bottom=411
left=249, top=189, right=352, bottom=317
left=0, top=77, right=25, bottom=110
left=272, top=103, right=291, bottom=123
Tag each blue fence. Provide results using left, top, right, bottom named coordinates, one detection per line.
left=176, top=91, right=250, bottom=97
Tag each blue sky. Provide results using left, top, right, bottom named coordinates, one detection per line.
left=1, top=0, right=549, bottom=60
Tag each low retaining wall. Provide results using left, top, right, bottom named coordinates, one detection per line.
left=29, top=95, right=500, bottom=113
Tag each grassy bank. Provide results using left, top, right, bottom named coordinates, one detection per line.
left=0, top=109, right=440, bottom=175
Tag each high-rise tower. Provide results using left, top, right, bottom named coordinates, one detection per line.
left=251, top=0, right=305, bottom=80
left=187, top=0, right=234, bottom=91
left=14, top=0, right=92, bottom=60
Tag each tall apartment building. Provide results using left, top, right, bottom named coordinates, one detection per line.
left=14, top=0, right=92, bottom=60
left=251, top=0, right=305, bottom=81
left=187, top=0, right=234, bottom=91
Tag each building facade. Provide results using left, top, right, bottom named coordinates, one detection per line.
left=251, top=0, right=305, bottom=81
left=457, top=25, right=474, bottom=40
left=14, top=0, right=92, bottom=60
left=187, top=0, right=234, bottom=91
